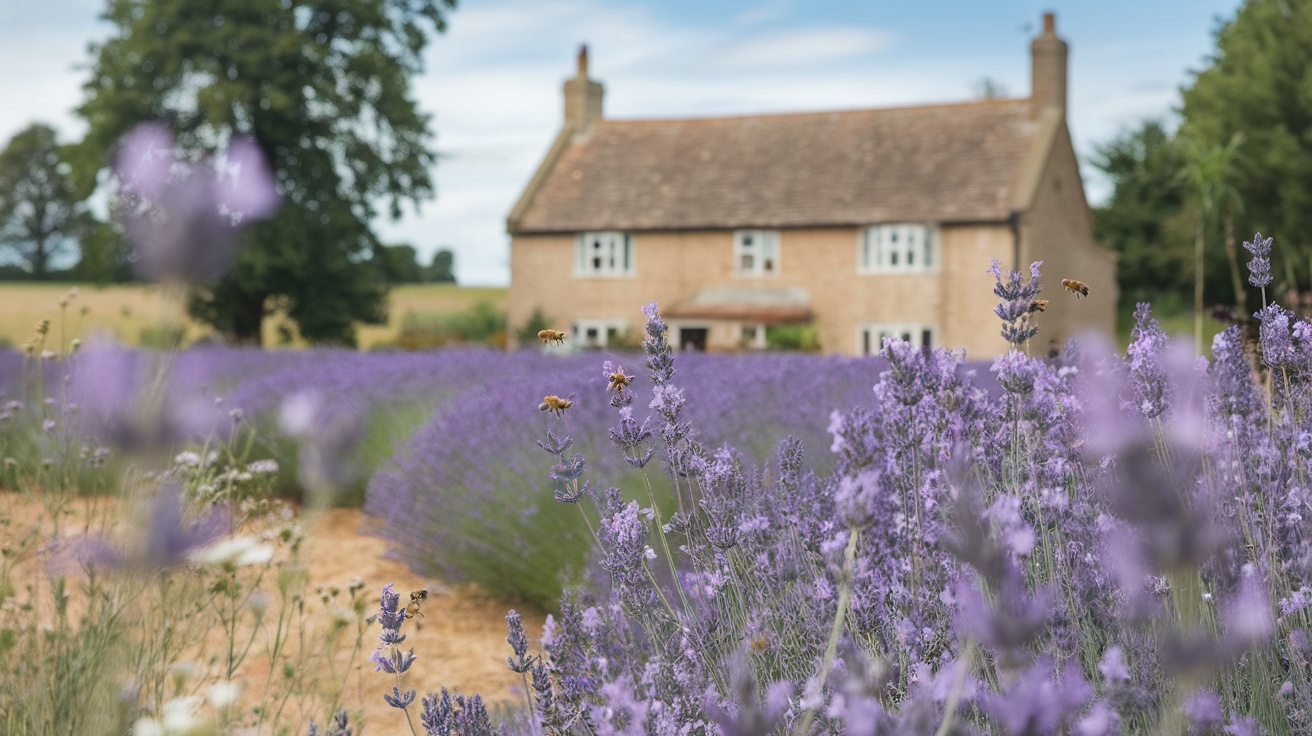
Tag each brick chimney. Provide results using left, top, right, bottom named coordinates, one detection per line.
left=1030, top=12, right=1067, bottom=119
left=563, top=44, right=604, bottom=130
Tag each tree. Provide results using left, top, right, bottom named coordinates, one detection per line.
left=377, top=243, right=425, bottom=283
left=1180, top=0, right=1312, bottom=303
left=424, top=248, right=456, bottom=283
left=77, top=0, right=456, bottom=345
left=1091, top=120, right=1194, bottom=313
left=70, top=213, right=135, bottom=284
left=1176, top=130, right=1245, bottom=348
left=0, top=124, right=82, bottom=279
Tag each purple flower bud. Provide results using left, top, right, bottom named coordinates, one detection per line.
left=113, top=123, right=278, bottom=286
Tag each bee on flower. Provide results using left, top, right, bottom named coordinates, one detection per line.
left=538, top=329, right=567, bottom=345
left=607, top=366, right=634, bottom=393
left=539, top=395, right=573, bottom=417
left=1061, top=279, right=1089, bottom=298
left=1028, top=299, right=1050, bottom=314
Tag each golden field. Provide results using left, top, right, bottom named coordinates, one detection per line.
left=0, top=282, right=507, bottom=350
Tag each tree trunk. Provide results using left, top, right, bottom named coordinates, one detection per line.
left=1223, top=209, right=1246, bottom=320
left=1195, top=220, right=1204, bottom=354
left=227, top=292, right=266, bottom=346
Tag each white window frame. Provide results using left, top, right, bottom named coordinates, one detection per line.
left=858, top=224, right=937, bottom=274
left=575, top=232, right=634, bottom=277
left=573, top=319, right=628, bottom=349
left=740, top=323, right=767, bottom=350
left=857, top=323, right=937, bottom=355
left=734, top=229, right=780, bottom=276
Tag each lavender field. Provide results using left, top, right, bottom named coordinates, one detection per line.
left=2, top=121, right=1310, bottom=734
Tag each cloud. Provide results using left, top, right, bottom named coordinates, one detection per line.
left=705, top=26, right=897, bottom=71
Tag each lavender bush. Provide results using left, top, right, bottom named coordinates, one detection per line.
left=367, top=238, right=1312, bottom=735
left=365, top=349, right=883, bottom=608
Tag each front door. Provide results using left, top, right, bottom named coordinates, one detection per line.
left=678, top=327, right=708, bottom=352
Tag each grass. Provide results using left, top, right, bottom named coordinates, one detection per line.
left=0, top=282, right=507, bottom=350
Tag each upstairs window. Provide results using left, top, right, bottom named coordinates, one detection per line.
left=734, top=230, right=779, bottom=276
left=859, top=224, right=936, bottom=274
left=575, top=232, right=633, bottom=277
left=858, top=323, right=936, bottom=355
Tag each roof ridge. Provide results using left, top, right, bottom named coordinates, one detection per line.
left=594, top=97, right=1030, bottom=126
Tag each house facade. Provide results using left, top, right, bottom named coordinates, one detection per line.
left=506, top=14, right=1116, bottom=357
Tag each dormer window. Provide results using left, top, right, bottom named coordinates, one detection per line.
left=735, top=230, right=779, bottom=276
left=859, top=224, right=937, bottom=274
left=575, top=232, right=634, bottom=277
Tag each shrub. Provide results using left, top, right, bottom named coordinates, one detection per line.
left=765, top=323, right=821, bottom=351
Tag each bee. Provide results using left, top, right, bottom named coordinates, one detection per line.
left=1027, top=299, right=1050, bottom=314
left=1061, top=279, right=1089, bottom=298
left=606, top=366, right=634, bottom=393
left=747, top=633, right=769, bottom=652
left=538, top=329, right=567, bottom=345
left=539, top=394, right=573, bottom=417
left=405, top=589, right=428, bottom=619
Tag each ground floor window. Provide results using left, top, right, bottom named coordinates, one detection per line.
left=740, top=324, right=766, bottom=349
left=573, top=319, right=628, bottom=348
left=858, top=323, right=936, bottom=355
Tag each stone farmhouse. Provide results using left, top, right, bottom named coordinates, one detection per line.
left=506, top=13, right=1116, bottom=356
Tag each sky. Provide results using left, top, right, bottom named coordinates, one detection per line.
left=0, top=0, right=1246, bottom=285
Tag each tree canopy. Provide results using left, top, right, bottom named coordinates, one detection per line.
left=0, top=124, right=82, bottom=279
left=78, top=0, right=456, bottom=345
left=1180, top=0, right=1312, bottom=299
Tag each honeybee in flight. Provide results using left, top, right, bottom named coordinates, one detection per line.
left=1061, top=279, right=1089, bottom=298
left=538, top=329, right=567, bottom=345
left=1028, top=299, right=1050, bottom=314
left=540, top=394, right=573, bottom=417
left=405, top=589, right=428, bottom=619
left=606, top=366, right=634, bottom=393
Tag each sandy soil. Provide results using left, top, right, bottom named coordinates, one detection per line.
left=0, top=490, right=545, bottom=733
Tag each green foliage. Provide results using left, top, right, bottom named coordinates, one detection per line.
left=1180, top=0, right=1312, bottom=297
left=390, top=300, right=507, bottom=349
left=138, top=321, right=186, bottom=349
left=513, top=307, right=554, bottom=346
left=376, top=244, right=457, bottom=284
left=1091, top=121, right=1192, bottom=308
left=765, top=323, right=822, bottom=352
left=69, top=214, right=134, bottom=284
left=0, top=124, right=82, bottom=279
left=377, top=243, right=426, bottom=284
left=425, top=248, right=456, bottom=283
left=77, top=0, right=457, bottom=345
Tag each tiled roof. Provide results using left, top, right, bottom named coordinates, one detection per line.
left=512, top=99, right=1040, bottom=233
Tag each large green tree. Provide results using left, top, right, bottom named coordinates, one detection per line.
left=1180, top=0, right=1312, bottom=301
left=0, top=124, right=82, bottom=279
left=78, top=0, right=455, bottom=345
left=1091, top=120, right=1193, bottom=313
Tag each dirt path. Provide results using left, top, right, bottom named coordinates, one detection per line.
left=0, top=491, right=546, bottom=732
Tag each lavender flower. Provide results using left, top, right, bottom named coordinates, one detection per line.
left=306, top=710, right=352, bottom=736
left=47, top=483, right=227, bottom=573
left=1125, top=303, right=1170, bottom=419
left=279, top=390, right=365, bottom=499
left=506, top=610, right=533, bottom=673
left=420, top=689, right=504, bottom=736
left=369, top=584, right=417, bottom=681
left=988, top=257, right=1045, bottom=346
left=1243, top=231, right=1273, bottom=291
left=982, top=657, right=1092, bottom=736
left=113, top=123, right=278, bottom=285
